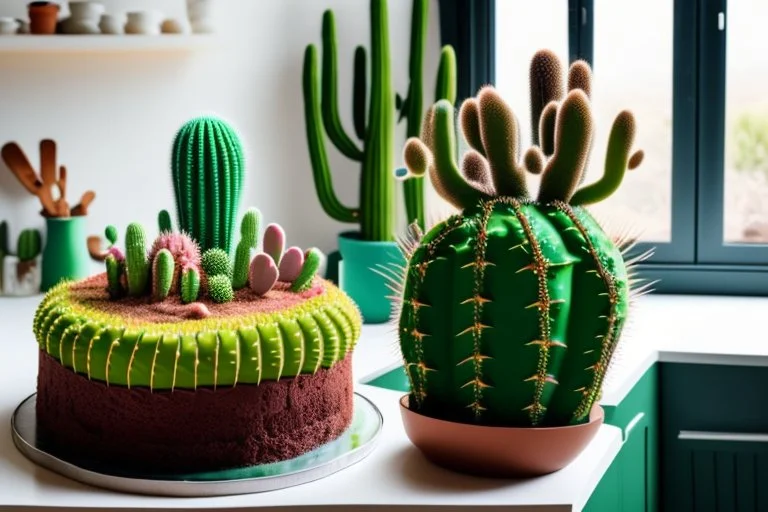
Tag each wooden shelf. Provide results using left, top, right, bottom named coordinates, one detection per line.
left=0, top=34, right=216, bottom=53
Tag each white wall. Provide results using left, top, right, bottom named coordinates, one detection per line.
left=0, top=0, right=445, bottom=259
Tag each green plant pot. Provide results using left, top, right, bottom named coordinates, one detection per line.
left=41, top=216, right=91, bottom=292
left=337, top=231, right=403, bottom=324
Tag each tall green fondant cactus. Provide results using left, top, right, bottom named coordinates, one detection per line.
left=303, top=0, right=456, bottom=241
left=397, top=50, right=648, bottom=428
left=171, top=117, right=245, bottom=253
left=233, top=208, right=260, bottom=290
left=152, top=248, right=175, bottom=301
left=125, top=223, right=149, bottom=297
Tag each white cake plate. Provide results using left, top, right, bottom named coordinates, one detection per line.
left=11, top=392, right=382, bottom=497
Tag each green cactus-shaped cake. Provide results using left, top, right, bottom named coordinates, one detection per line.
left=397, top=50, right=648, bottom=428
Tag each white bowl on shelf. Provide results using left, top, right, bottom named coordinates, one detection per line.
left=0, top=17, right=20, bottom=35
left=125, top=10, right=162, bottom=35
left=98, top=13, right=123, bottom=34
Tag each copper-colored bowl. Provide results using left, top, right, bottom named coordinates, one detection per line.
left=399, top=395, right=604, bottom=478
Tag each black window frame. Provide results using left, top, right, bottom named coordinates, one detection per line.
left=440, top=0, right=768, bottom=296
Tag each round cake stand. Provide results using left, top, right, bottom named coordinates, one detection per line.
left=11, top=392, right=383, bottom=497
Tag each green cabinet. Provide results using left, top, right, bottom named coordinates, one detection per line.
left=584, top=364, right=659, bottom=512
left=660, top=363, right=768, bottom=512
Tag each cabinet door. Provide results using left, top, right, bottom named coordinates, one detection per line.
left=669, top=433, right=768, bottom=512
left=583, top=454, right=623, bottom=512
left=618, top=413, right=650, bottom=512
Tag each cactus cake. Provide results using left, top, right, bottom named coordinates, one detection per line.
left=395, top=50, right=650, bottom=428
left=32, top=117, right=362, bottom=474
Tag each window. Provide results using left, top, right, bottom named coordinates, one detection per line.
left=492, top=0, right=768, bottom=295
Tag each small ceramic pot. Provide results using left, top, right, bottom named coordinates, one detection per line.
left=2, top=255, right=42, bottom=296
left=27, top=1, right=60, bottom=35
left=185, top=0, right=214, bottom=33
left=125, top=10, right=161, bottom=35
left=62, top=1, right=103, bottom=34
left=98, top=13, right=122, bottom=34
left=0, top=17, right=20, bottom=35
left=16, top=19, right=30, bottom=34
left=161, top=18, right=190, bottom=34
left=399, top=395, right=605, bottom=477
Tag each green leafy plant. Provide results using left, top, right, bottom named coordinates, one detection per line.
left=302, top=0, right=456, bottom=241
left=395, top=50, right=650, bottom=428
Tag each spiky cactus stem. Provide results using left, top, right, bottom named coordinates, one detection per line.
left=105, top=254, right=126, bottom=299
left=290, top=248, right=322, bottom=292
left=232, top=208, right=260, bottom=290
left=125, top=223, right=149, bottom=297
left=158, top=210, right=173, bottom=233
left=152, top=249, right=175, bottom=301
left=180, top=266, right=200, bottom=304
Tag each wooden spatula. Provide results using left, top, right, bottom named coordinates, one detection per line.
left=71, top=190, right=95, bottom=216
left=1, top=142, right=42, bottom=195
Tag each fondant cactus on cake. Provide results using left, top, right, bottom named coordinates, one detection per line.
left=171, top=117, right=245, bottom=253
left=395, top=50, right=651, bottom=428
left=302, top=0, right=457, bottom=240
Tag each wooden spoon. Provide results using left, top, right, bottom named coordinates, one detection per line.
left=39, top=139, right=56, bottom=189
left=1, top=142, right=41, bottom=195
left=71, top=190, right=95, bottom=216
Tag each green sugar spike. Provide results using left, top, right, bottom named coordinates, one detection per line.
left=17, top=229, right=41, bottom=261
left=538, top=90, right=594, bottom=204
left=180, top=266, right=200, bottom=304
left=459, top=100, right=485, bottom=156
left=105, top=225, right=118, bottom=246
left=290, top=248, right=322, bottom=292
left=125, top=223, right=149, bottom=296
left=105, top=254, right=125, bottom=300
left=477, top=87, right=529, bottom=198
left=428, top=99, right=491, bottom=210
left=171, top=116, right=244, bottom=253
left=529, top=49, right=564, bottom=147
left=321, top=10, right=364, bottom=161
left=571, top=111, right=639, bottom=206
left=302, top=45, right=359, bottom=224
left=435, top=45, right=457, bottom=105
left=157, top=210, right=173, bottom=234
left=202, top=248, right=231, bottom=278
left=208, top=274, right=234, bottom=304
left=353, top=45, right=367, bottom=140
left=151, top=249, right=175, bottom=301
left=539, top=101, right=559, bottom=157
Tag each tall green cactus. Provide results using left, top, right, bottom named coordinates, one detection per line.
left=171, top=117, right=245, bottom=253
left=152, top=249, right=175, bottom=301
left=125, top=223, right=149, bottom=297
left=17, top=229, right=42, bottom=262
left=397, top=52, right=648, bottom=428
left=232, top=208, right=260, bottom=290
left=303, top=0, right=455, bottom=241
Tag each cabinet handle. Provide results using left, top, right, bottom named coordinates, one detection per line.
left=624, top=412, right=646, bottom=439
left=678, top=430, right=768, bottom=443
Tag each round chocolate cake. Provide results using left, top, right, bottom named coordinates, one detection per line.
left=31, top=116, right=363, bottom=473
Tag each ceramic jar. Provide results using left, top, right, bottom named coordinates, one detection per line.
left=0, top=17, right=19, bottom=35
left=27, top=1, right=60, bottom=35
left=161, top=18, right=190, bottom=34
left=98, top=13, right=122, bottom=34
left=62, top=1, right=104, bottom=34
left=125, top=11, right=161, bottom=35
left=186, top=0, right=214, bottom=33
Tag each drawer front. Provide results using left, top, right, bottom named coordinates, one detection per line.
left=666, top=433, right=768, bottom=512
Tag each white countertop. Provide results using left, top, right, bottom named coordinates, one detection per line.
left=2, top=292, right=768, bottom=511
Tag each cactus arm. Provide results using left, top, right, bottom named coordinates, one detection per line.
left=180, top=267, right=200, bottom=304
left=320, top=10, right=364, bottom=161
left=459, top=99, right=486, bottom=156
left=568, top=60, right=592, bottom=98
left=537, top=90, right=594, bottom=204
left=158, top=209, right=173, bottom=233
left=353, top=46, right=367, bottom=141
left=360, top=0, right=395, bottom=241
left=152, top=249, right=175, bottom=301
left=302, top=45, right=360, bottom=224
left=125, top=223, right=149, bottom=297
left=435, top=45, right=457, bottom=104
left=428, top=100, right=491, bottom=210
left=524, top=146, right=544, bottom=175
left=291, top=248, right=322, bottom=292
left=477, top=87, right=529, bottom=198
left=571, top=111, right=638, bottom=206
left=461, top=150, right=495, bottom=194
left=539, top=101, right=558, bottom=157
left=529, top=49, right=564, bottom=147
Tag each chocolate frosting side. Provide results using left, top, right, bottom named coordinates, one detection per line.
left=36, top=351, right=354, bottom=473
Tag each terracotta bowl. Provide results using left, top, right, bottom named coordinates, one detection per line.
left=399, top=395, right=604, bottom=478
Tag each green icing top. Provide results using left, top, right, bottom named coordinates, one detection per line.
left=34, top=278, right=362, bottom=391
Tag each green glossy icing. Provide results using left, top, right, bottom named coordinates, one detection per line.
left=399, top=198, right=629, bottom=428
left=34, top=280, right=361, bottom=390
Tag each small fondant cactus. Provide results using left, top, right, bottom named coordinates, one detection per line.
left=232, top=208, right=260, bottom=290
left=124, top=223, right=149, bottom=297
left=105, top=225, right=118, bottom=246
left=202, top=248, right=231, bottom=278
left=180, top=266, right=200, bottom=304
left=278, top=246, right=304, bottom=282
left=303, top=0, right=456, bottom=240
left=249, top=253, right=279, bottom=296
left=397, top=50, right=648, bottom=428
left=105, top=253, right=126, bottom=299
left=208, top=274, right=234, bottom=303
left=158, top=209, right=173, bottom=233
left=17, top=229, right=41, bottom=262
left=148, top=231, right=202, bottom=292
left=290, top=248, right=322, bottom=292
left=152, top=249, right=175, bottom=301
left=171, top=117, right=245, bottom=253
left=263, top=224, right=285, bottom=266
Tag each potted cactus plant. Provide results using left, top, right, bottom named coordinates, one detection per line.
left=302, top=0, right=456, bottom=324
left=394, top=50, right=650, bottom=477
left=0, top=222, right=42, bottom=296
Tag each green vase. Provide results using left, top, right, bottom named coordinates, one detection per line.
left=337, top=231, right=403, bottom=324
left=41, top=217, right=91, bottom=292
